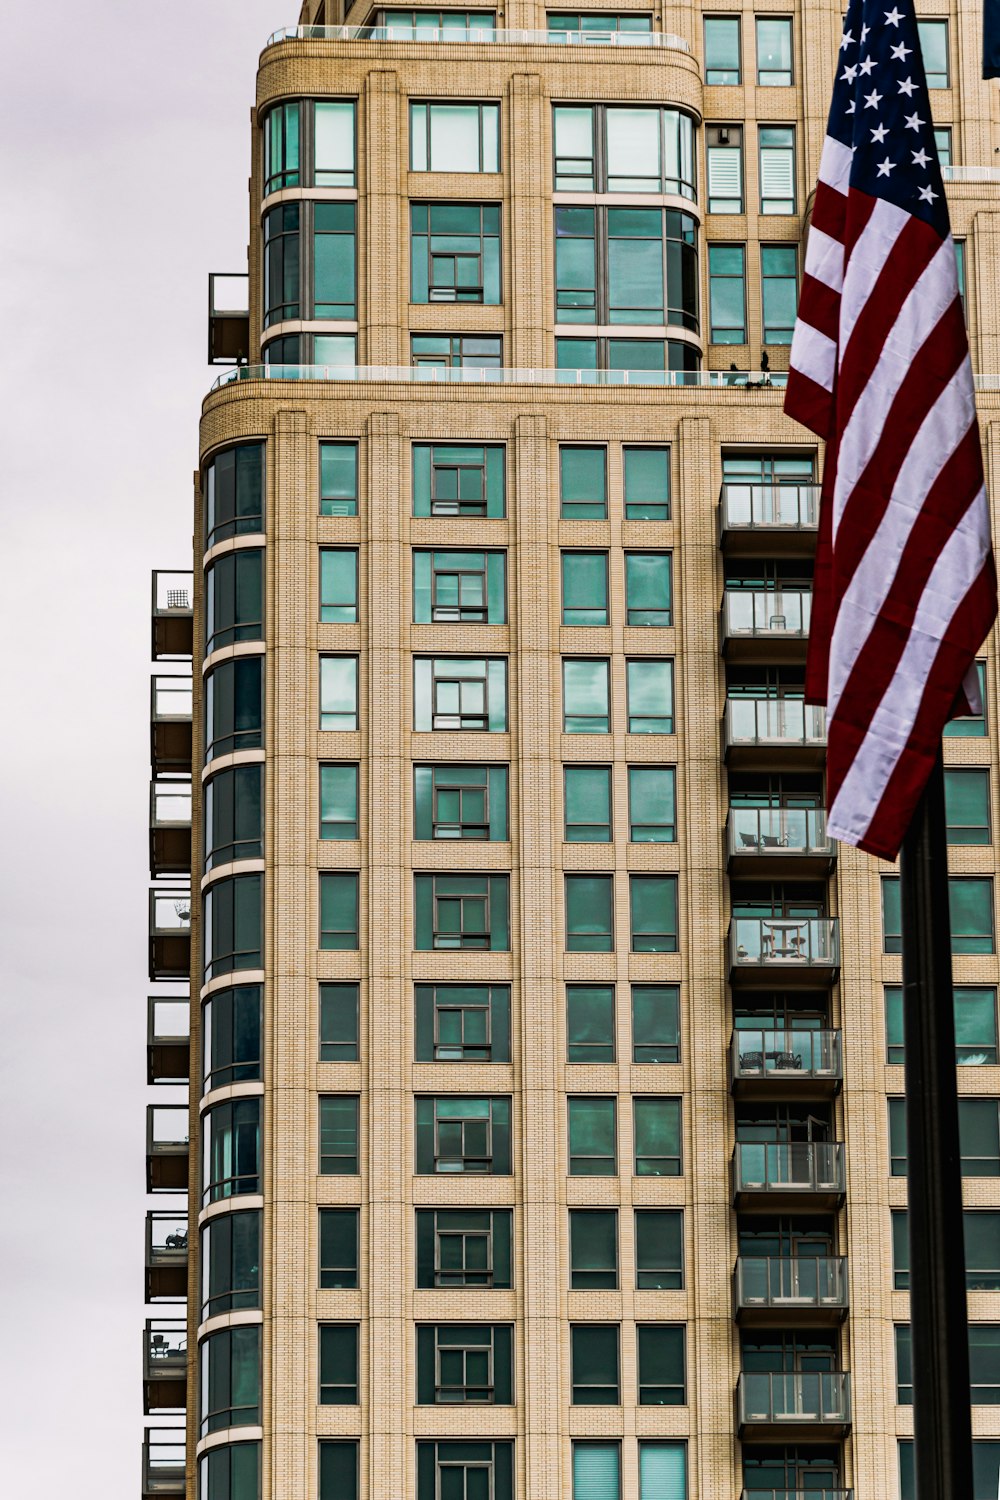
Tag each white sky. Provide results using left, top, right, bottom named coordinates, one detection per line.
left=0, top=1, right=281, bottom=1491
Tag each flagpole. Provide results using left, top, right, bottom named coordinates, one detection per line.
left=900, top=745, right=973, bottom=1498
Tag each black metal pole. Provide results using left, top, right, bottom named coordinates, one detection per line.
left=901, top=746, right=973, bottom=1499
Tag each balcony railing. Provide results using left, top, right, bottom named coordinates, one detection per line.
left=732, top=1142, right=846, bottom=1201
left=147, top=995, right=190, bottom=1084
left=719, top=482, right=821, bottom=536
left=726, top=808, right=832, bottom=863
left=266, top=23, right=689, bottom=50
left=150, top=676, right=192, bottom=777
left=721, top=589, right=812, bottom=650
left=731, top=1028, right=843, bottom=1087
left=736, top=1370, right=851, bottom=1430
left=729, top=918, right=840, bottom=974
left=142, top=1427, right=186, bottom=1496
left=151, top=572, right=193, bottom=660
left=146, top=1106, right=189, bottom=1193
left=149, top=779, right=192, bottom=878
left=724, top=699, right=827, bottom=754
left=143, top=1321, right=187, bottom=1413
left=734, top=1255, right=849, bottom=1314
left=208, top=272, right=250, bottom=365
left=145, top=1211, right=188, bottom=1301
left=942, top=165, right=1000, bottom=182
left=213, top=363, right=787, bottom=392
left=149, top=887, right=191, bottom=981
left=742, top=1491, right=853, bottom=1500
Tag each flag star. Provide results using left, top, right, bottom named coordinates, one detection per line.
left=864, top=87, right=884, bottom=108
left=871, top=123, right=890, bottom=142
left=846, top=99, right=857, bottom=113
left=918, top=184, right=938, bottom=202
left=912, top=147, right=930, bottom=167
left=861, top=23, right=871, bottom=40
left=898, top=77, right=917, bottom=96
left=890, top=41, right=912, bottom=60
left=841, top=63, right=859, bottom=82
left=904, top=111, right=925, bottom=131
left=841, top=28, right=855, bottom=49
left=876, top=156, right=896, bottom=176
left=859, top=55, right=876, bottom=75
left=884, top=6, right=903, bottom=24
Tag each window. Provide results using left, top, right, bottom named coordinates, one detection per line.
left=416, top=1208, right=513, bottom=1287
left=564, top=765, right=612, bottom=841
left=640, top=1445, right=687, bottom=1498
left=319, top=656, right=358, bottom=731
left=320, top=983, right=359, bottom=1061
left=885, top=984, right=998, bottom=1065
left=566, top=875, right=614, bottom=951
left=319, top=872, right=359, bottom=950
left=625, top=553, right=672, bottom=626
left=548, top=13, right=653, bottom=36
left=415, top=1096, right=512, bottom=1174
left=319, top=1443, right=358, bottom=1500
left=315, top=101, right=356, bottom=186
left=410, top=202, right=501, bottom=303
left=263, top=203, right=301, bottom=325
left=568, top=1096, right=617, bottom=1174
left=205, top=443, right=264, bottom=550
left=899, top=1324, right=1000, bottom=1405
left=552, top=104, right=696, bottom=198
left=555, top=335, right=699, bottom=379
left=313, top=203, right=357, bottom=318
left=560, top=446, right=607, bottom=519
left=945, top=769, right=991, bottom=844
left=761, top=245, right=798, bottom=343
left=414, top=764, right=508, bottom=841
left=413, top=549, right=506, bottom=622
left=883, top=875, right=995, bottom=954
left=320, top=441, right=358, bottom=516
left=381, top=10, right=497, bottom=38
left=623, top=445, right=670, bottom=520
left=411, top=334, right=503, bottom=367
left=918, top=19, right=950, bottom=87
left=554, top=207, right=699, bottom=330
left=707, top=125, right=743, bottom=212
left=201, top=1210, right=261, bottom=1318
left=562, top=552, right=609, bottom=625
left=759, top=126, right=795, bottom=213
left=319, top=1096, right=359, bottom=1174
left=205, top=656, right=263, bottom=761
left=634, top=1097, right=682, bottom=1175
left=203, top=983, right=263, bottom=1089
left=709, top=244, right=747, bottom=343
left=319, top=550, right=358, bottom=623
left=413, top=442, right=505, bottom=517
left=628, top=766, right=676, bottom=842
left=199, top=1443, right=260, bottom=1500
left=900, top=1440, right=1000, bottom=1500
left=935, top=126, right=954, bottom=167
left=319, top=1208, right=359, bottom=1288
left=756, top=16, right=792, bottom=84
left=416, top=1325, right=513, bottom=1403
left=633, top=984, right=680, bottom=1062
left=627, top=658, right=674, bottom=732
left=319, top=1325, right=359, bottom=1403
left=563, top=659, right=611, bottom=732
left=893, top=1209, right=1000, bottom=1291
left=571, top=1325, right=620, bottom=1403
left=262, top=332, right=358, bottom=366
left=204, top=764, right=263, bottom=869
left=203, top=874, right=263, bottom=980
left=945, top=661, right=987, bottom=736
left=416, top=1442, right=513, bottom=1500
left=413, top=657, right=508, bottom=731
left=896, top=1322, right=912, bottom=1404
left=637, top=1325, right=685, bottom=1404
left=635, top=1209, right=683, bottom=1288
left=415, top=984, right=511, bottom=1061
left=630, top=874, right=678, bottom=952
left=888, top=1097, right=1000, bottom=1176
left=410, top=101, right=500, bottom=171
left=200, top=1326, right=260, bottom=1434
left=320, top=764, right=359, bottom=840
left=203, top=1098, right=260, bottom=1204
left=956, top=239, right=967, bottom=318
left=888, top=1097, right=907, bottom=1176
left=263, top=99, right=300, bottom=193
left=206, top=551, right=264, bottom=654
left=570, top=1210, right=618, bottom=1288
left=704, top=15, right=741, bottom=83
left=567, top=985, right=616, bottom=1062
left=414, top=873, right=510, bottom=949
left=573, top=1444, right=620, bottom=1500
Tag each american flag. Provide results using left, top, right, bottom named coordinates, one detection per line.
left=785, top=0, right=997, bottom=860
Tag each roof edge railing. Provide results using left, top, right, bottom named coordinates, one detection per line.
left=212, top=364, right=788, bottom=393
left=266, top=24, right=690, bottom=51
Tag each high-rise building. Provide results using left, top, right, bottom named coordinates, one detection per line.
left=142, top=2, right=1000, bottom=1497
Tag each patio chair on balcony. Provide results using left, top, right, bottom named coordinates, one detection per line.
left=740, top=832, right=761, bottom=849
left=739, top=1051, right=765, bottom=1073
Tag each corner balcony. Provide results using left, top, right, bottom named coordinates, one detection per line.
left=730, top=1029, right=843, bottom=1099
left=212, top=363, right=787, bottom=392
left=732, top=1142, right=846, bottom=1212
left=149, top=887, right=191, bottom=981
left=736, top=1370, right=851, bottom=1439
left=147, top=996, right=190, bottom=1084
left=720, top=590, right=812, bottom=664
left=151, top=572, right=193, bottom=661
left=143, top=1320, right=187, bottom=1413
left=723, top=699, right=826, bottom=768
left=733, top=1256, right=849, bottom=1327
left=728, top=918, right=840, bottom=984
left=718, top=483, right=821, bottom=553
left=146, top=1106, right=189, bottom=1193
left=142, top=1428, right=186, bottom=1497
left=726, top=807, right=834, bottom=877
left=150, top=676, right=192, bottom=778
left=145, top=1211, right=188, bottom=1301
left=149, top=779, right=192, bottom=878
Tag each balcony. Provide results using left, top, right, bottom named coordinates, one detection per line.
left=723, top=699, right=826, bottom=768
left=728, top=919, right=840, bottom=984
left=150, top=676, right=192, bottom=778
left=730, top=1029, right=843, bottom=1099
left=147, top=995, right=190, bottom=1084
left=942, top=165, right=1000, bottom=182
left=151, top=572, right=193, bottom=660
left=142, top=1428, right=186, bottom=1497
left=742, top=1492, right=852, bottom=1500
left=212, top=363, right=787, bottom=392
left=267, top=22, right=690, bottom=50
left=726, top=807, right=834, bottom=877
left=143, top=1320, right=187, bottom=1413
left=146, top=1106, right=189, bottom=1193
left=732, top=1142, right=846, bottom=1211
left=149, top=779, right=192, bottom=878
left=720, top=590, right=812, bottom=663
left=149, top=886, right=191, bottom=981
left=208, top=272, right=250, bottom=365
left=736, top=1370, right=851, bottom=1439
left=145, top=1211, right=188, bottom=1301
left=733, top=1256, right=849, bottom=1326
left=718, top=483, right=821, bottom=552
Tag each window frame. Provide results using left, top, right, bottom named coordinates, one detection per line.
left=410, top=199, right=503, bottom=304
left=410, top=100, right=501, bottom=172
left=319, top=1094, right=360, bottom=1175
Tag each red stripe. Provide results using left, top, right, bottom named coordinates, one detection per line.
left=797, top=273, right=841, bottom=345
left=804, top=458, right=837, bottom=705
left=810, top=179, right=849, bottom=242
left=784, top=368, right=834, bottom=438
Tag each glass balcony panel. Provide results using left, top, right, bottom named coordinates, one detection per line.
left=152, top=572, right=194, bottom=660
left=742, top=1491, right=853, bottom=1500
left=152, top=677, right=193, bottom=720
left=722, top=589, right=812, bottom=638
left=149, top=890, right=191, bottom=934
left=266, top=24, right=690, bottom=51
left=152, top=572, right=193, bottom=615
left=724, top=698, right=827, bottom=748
left=732, top=1141, right=845, bottom=1194
left=731, top=1029, right=842, bottom=1080
left=147, top=1211, right=189, bottom=1261
left=737, top=1370, right=850, bottom=1425
left=729, top=918, right=840, bottom=969
left=144, top=1320, right=187, bottom=1375
left=735, top=1255, right=848, bottom=1308
left=147, top=1106, right=189, bottom=1151
left=727, top=807, right=831, bottom=857
left=149, top=997, right=190, bottom=1044
left=151, top=781, right=192, bottom=827
left=142, top=1427, right=186, bottom=1495
left=720, top=483, right=821, bottom=531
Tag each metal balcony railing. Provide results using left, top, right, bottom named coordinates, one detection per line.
left=146, top=1106, right=189, bottom=1193
left=734, top=1255, right=849, bottom=1312
left=731, top=1029, right=843, bottom=1083
left=721, top=589, right=812, bottom=642
left=145, top=1212, right=188, bottom=1301
left=729, top=918, right=840, bottom=971
left=737, top=1370, right=851, bottom=1428
left=150, top=780, right=192, bottom=828
left=724, top=698, right=827, bottom=751
left=143, top=1321, right=187, bottom=1414
left=942, top=165, right=1000, bottom=182
left=149, top=887, right=191, bottom=981
left=142, top=1427, right=186, bottom=1496
left=213, top=363, right=788, bottom=392
left=266, top=23, right=690, bottom=50
left=719, top=482, right=821, bottom=533
left=741, top=1491, right=853, bottom=1500
left=732, top=1142, right=846, bottom=1197
left=726, top=807, right=832, bottom=860
left=147, top=996, right=190, bottom=1084
left=151, top=677, right=192, bottom=722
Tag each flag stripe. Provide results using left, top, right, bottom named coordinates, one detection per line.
left=801, top=226, right=846, bottom=292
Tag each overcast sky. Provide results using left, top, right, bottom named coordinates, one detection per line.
left=0, top=2, right=280, bottom=1490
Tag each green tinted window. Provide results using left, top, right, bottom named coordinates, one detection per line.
left=314, top=202, right=356, bottom=317
left=761, top=244, right=798, bottom=343
left=563, top=659, right=611, bottom=732
left=945, top=769, right=991, bottom=844
left=709, top=243, right=747, bottom=343
left=632, top=985, right=680, bottom=1063
left=320, top=764, right=359, bottom=840
left=562, top=552, right=609, bottom=625
left=951, top=879, right=995, bottom=954
left=630, top=874, right=678, bottom=952
left=570, top=1210, right=618, bottom=1288
left=410, top=200, right=502, bottom=304
left=415, top=1208, right=513, bottom=1288
left=625, top=554, right=672, bottom=626
left=568, top=1096, right=617, bottom=1174
left=635, top=1209, right=683, bottom=1288
left=756, top=16, right=792, bottom=84
left=319, top=1443, right=358, bottom=1500
left=917, top=19, right=949, bottom=86
left=633, top=1097, right=682, bottom=1175
left=319, top=1209, right=359, bottom=1288
left=320, top=442, right=358, bottom=516
left=560, top=446, right=607, bottom=518
left=571, top=1324, right=620, bottom=1403
left=566, top=875, right=614, bottom=951
left=319, top=983, right=359, bottom=1061
left=628, top=766, right=675, bottom=842
left=564, top=765, right=612, bottom=841
left=320, top=656, right=359, bottom=731
left=414, top=983, right=510, bottom=1062
left=414, top=764, right=508, bottom=840
left=315, top=101, right=356, bottom=186
left=623, top=446, right=670, bottom=520
left=319, top=1325, right=358, bottom=1403
left=627, top=658, right=674, bottom=732
left=414, top=873, right=509, bottom=950
left=206, top=550, right=264, bottom=653
left=319, top=872, right=359, bottom=949
left=320, top=550, right=359, bottom=623
left=413, top=444, right=505, bottom=517
left=319, top=1096, right=359, bottom=1174
left=637, top=1325, right=685, bottom=1403
left=704, top=15, right=741, bottom=82
left=415, top=1096, right=512, bottom=1174
left=944, top=662, right=987, bottom=736
left=567, top=985, right=615, bottom=1062
left=413, top=549, right=506, bottom=623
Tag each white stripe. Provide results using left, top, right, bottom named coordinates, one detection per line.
left=826, top=359, right=977, bottom=718
left=789, top=320, right=838, bottom=394
left=831, top=237, right=960, bottom=542
left=803, top=225, right=844, bottom=293
left=818, top=135, right=852, bottom=194
left=828, top=502, right=992, bottom=846
left=838, top=198, right=909, bottom=360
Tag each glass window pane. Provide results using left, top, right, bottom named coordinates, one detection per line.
left=705, top=16, right=741, bottom=83
left=564, top=659, right=610, bottom=733
left=573, top=1443, right=620, bottom=1500
left=569, top=1096, right=616, bottom=1175
left=627, top=659, right=674, bottom=733
left=566, top=875, right=614, bottom=951
left=565, top=765, right=612, bottom=841
left=567, top=986, right=616, bottom=1063
left=625, top=554, right=672, bottom=627
left=623, top=446, right=670, bottom=521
